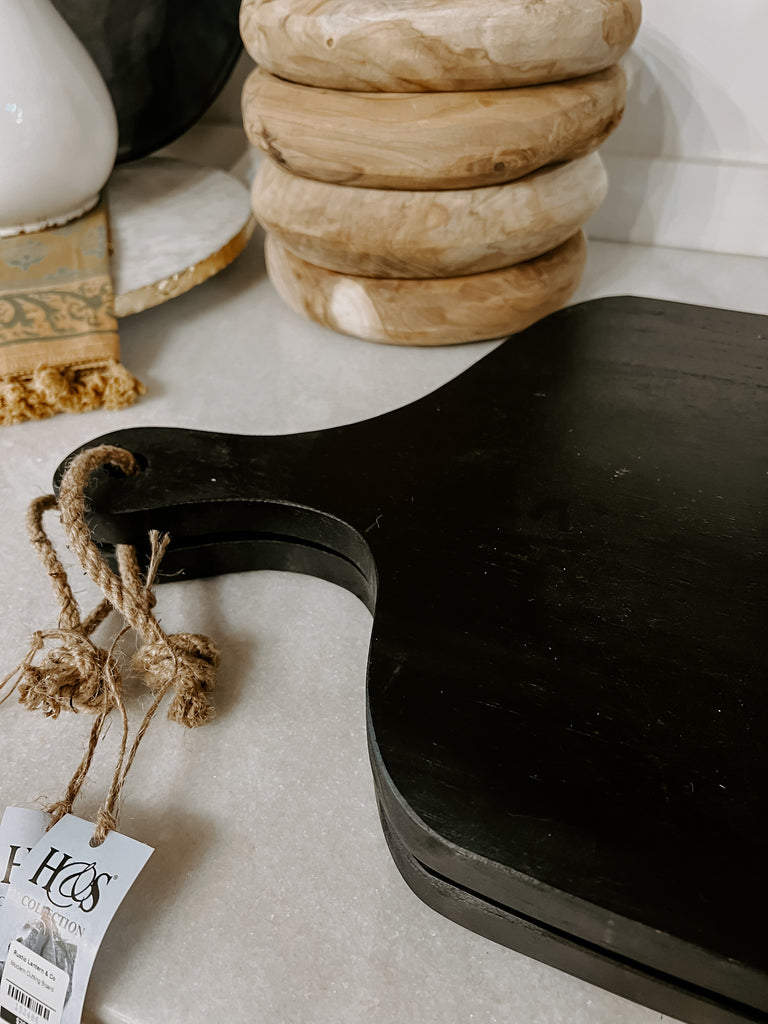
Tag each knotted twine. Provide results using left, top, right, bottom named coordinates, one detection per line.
left=0, top=445, right=219, bottom=843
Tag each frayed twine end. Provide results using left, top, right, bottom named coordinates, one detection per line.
left=0, top=362, right=145, bottom=426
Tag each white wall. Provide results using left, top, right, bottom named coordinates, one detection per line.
left=210, top=2, right=767, bottom=257
left=589, top=0, right=768, bottom=256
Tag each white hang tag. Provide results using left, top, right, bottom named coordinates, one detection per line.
left=0, top=814, right=153, bottom=1024
left=0, top=809, right=49, bottom=911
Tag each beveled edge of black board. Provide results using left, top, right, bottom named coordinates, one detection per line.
left=367, top=719, right=768, bottom=1022
left=377, top=803, right=766, bottom=1024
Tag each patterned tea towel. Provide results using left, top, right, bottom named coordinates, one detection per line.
left=0, top=203, right=143, bottom=426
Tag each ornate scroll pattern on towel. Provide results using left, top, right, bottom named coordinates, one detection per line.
left=0, top=204, right=143, bottom=425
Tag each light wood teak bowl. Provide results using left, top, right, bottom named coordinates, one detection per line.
left=108, top=158, right=254, bottom=317
left=242, top=66, right=626, bottom=190
left=265, top=232, right=587, bottom=346
left=241, top=0, right=641, bottom=92
left=253, top=153, right=606, bottom=279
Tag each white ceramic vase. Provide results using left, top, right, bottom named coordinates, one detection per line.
left=0, top=0, right=118, bottom=237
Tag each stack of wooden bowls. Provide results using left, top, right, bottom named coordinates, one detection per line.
left=241, top=0, right=641, bottom=346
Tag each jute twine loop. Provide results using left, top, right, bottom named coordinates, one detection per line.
left=58, top=449, right=219, bottom=729
left=2, top=443, right=219, bottom=842
left=16, top=629, right=116, bottom=718
left=115, top=542, right=219, bottom=728
left=47, top=647, right=124, bottom=832
left=132, top=632, right=218, bottom=727
left=27, top=494, right=82, bottom=632
left=0, top=495, right=119, bottom=716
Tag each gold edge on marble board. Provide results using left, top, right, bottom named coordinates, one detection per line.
left=113, top=217, right=257, bottom=318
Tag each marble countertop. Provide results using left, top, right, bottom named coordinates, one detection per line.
left=1, top=208, right=766, bottom=1024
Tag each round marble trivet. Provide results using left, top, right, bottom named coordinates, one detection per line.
left=240, top=0, right=641, bottom=92
left=265, top=231, right=587, bottom=346
left=243, top=65, right=626, bottom=190
left=253, top=153, right=606, bottom=279
left=107, top=157, right=255, bottom=317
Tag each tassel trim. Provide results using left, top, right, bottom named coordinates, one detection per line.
left=0, top=361, right=145, bottom=426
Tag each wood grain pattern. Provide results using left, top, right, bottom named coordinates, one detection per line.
left=253, top=154, right=605, bottom=278
left=265, top=231, right=587, bottom=346
left=242, top=66, right=626, bottom=190
left=240, top=0, right=641, bottom=91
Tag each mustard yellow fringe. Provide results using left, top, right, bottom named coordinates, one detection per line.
left=0, top=362, right=145, bottom=426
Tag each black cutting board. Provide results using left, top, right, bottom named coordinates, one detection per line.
left=53, top=0, right=242, bottom=162
left=57, top=297, right=768, bottom=1023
